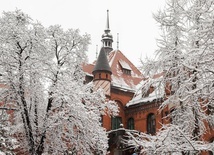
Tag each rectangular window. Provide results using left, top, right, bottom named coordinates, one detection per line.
left=122, top=69, right=131, bottom=75
left=127, top=118, right=134, bottom=130
left=111, top=116, right=122, bottom=130
left=147, top=114, right=156, bottom=135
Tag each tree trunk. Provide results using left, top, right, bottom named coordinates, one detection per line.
left=36, top=96, right=53, bottom=155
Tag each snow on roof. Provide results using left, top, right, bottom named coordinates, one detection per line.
left=111, top=75, right=136, bottom=92
left=119, top=59, right=132, bottom=70
left=82, top=63, right=94, bottom=76
left=126, top=76, right=164, bottom=107
left=108, top=50, right=117, bottom=66
left=108, top=50, right=143, bottom=89
left=82, top=50, right=144, bottom=92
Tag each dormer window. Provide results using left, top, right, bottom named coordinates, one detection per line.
left=122, top=68, right=131, bottom=75
left=119, top=60, right=132, bottom=76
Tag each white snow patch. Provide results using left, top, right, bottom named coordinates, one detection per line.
left=0, top=152, right=6, bottom=155
left=119, top=59, right=132, bottom=70
left=111, top=75, right=136, bottom=92
left=126, top=77, right=164, bottom=107
left=108, top=51, right=117, bottom=66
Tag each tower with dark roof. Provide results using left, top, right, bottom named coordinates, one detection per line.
left=92, top=47, right=112, bottom=96
left=101, top=10, right=113, bottom=55
left=83, top=10, right=214, bottom=155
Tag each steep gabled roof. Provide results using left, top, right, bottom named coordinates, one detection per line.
left=83, top=49, right=144, bottom=92
left=108, top=50, right=144, bottom=91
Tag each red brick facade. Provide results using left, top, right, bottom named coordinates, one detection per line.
left=82, top=10, right=214, bottom=155
left=82, top=20, right=214, bottom=155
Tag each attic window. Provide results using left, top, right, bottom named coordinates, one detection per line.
left=122, top=69, right=131, bottom=75
left=119, top=60, right=132, bottom=75
left=119, top=60, right=131, bottom=70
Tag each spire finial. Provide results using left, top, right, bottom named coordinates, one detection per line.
left=101, top=10, right=113, bottom=54
left=106, top=10, right=110, bottom=30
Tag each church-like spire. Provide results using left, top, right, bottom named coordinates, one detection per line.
left=101, top=10, right=113, bottom=55
left=105, top=10, right=110, bottom=31
left=92, top=47, right=112, bottom=74
left=92, top=47, right=112, bottom=96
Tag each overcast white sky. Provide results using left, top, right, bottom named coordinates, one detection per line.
left=0, top=0, right=165, bottom=67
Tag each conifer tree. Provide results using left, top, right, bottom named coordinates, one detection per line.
left=126, top=0, right=214, bottom=154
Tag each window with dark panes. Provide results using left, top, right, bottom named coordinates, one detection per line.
left=111, top=116, right=122, bottom=130
left=147, top=113, right=156, bottom=135
left=127, top=117, right=134, bottom=130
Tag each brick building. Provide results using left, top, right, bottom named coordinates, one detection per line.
left=82, top=11, right=214, bottom=155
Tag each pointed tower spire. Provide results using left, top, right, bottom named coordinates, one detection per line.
left=106, top=10, right=110, bottom=31
left=93, top=47, right=112, bottom=74
left=101, top=10, right=113, bottom=55
left=92, top=47, right=112, bottom=96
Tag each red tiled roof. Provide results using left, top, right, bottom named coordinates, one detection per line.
left=108, top=50, right=144, bottom=90
left=82, top=63, right=95, bottom=76
left=83, top=50, right=144, bottom=91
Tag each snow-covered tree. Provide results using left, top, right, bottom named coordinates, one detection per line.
left=184, top=0, right=214, bottom=131
left=125, top=124, right=214, bottom=155
left=0, top=10, right=118, bottom=155
left=126, top=0, right=214, bottom=154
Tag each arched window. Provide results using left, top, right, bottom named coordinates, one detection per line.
left=127, top=117, right=134, bottom=130
left=147, top=113, right=156, bottom=135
